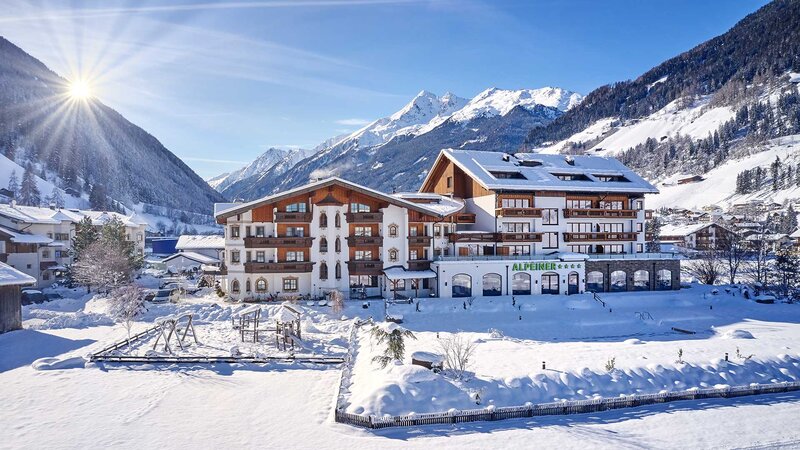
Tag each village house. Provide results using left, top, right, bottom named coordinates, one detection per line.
left=214, top=149, right=680, bottom=300
left=161, top=235, right=224, bottom=273
left=659, top=222, right=738, bottom=251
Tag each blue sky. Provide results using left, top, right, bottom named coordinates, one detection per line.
left=1, top=0, right=769, bottom=179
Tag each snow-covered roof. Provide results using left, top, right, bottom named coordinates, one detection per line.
left=660, top=222, right=736, bottom=237
left=0, top=261, right=36, bottom=286
left=0, top=225, right=53, bottom=244
left=423, top=149, right=658, bottom=194
left=390, top=192, right=464, bottom=216
left=0, top=204, right=146, bottom=228
left=162, top=251, right=220, bottom=265
left=745, top=233, right=790, bottom=242
left=176, top=235, right=224, bottom=250
left=383, top=267, right=437, bottom=280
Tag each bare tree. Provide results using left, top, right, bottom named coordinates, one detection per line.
left=71, top=241, right=135, bottom=292
left=437, top=333, right=477, bottom=380
left=743, top=223, right=772, bottom=285
left=684, top=251, right=724, bottom=285
left=717, top=231, right=748, bottom=284
left=107, top=285, right=146, bottom=348
left=329, top=289, right=345, bottom=315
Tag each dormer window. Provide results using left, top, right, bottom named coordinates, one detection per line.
left=490, top=171, right=526, bottom=180
left=553, top=173, right=591, bottom=182
left=594, top=174, right=630, bottom=182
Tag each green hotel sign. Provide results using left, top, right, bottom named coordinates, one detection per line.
left=512, top=261, right=582, bottom=271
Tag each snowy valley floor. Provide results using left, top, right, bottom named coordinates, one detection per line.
left=3, top=285, right=800, bottom=449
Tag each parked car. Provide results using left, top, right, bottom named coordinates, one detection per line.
left=160, top=282, right=186, bottom=295
left=142, top=289, right=157, bottom=302
left=21, top=289, right=48, bottom=305
left=150, top=289, right=179, bottom=304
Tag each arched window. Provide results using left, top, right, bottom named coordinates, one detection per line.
left=568, top=271, right=580, bottom=295
left=320, top=237, right=328, bottom=253
left=610, top=270, right=627, bottom=292
left=319, top=212, right=328, bottom=228
left=541, top=272, right=559, bottom=295
left=256, top=278, right=268, bottom=292
left=512, top=272, right=531, bottom=295
left=452, top=274, right=472, bottom=297
left=335, top=237, right=342, bottom=252
left=633, top=270, right=650, bottom=291
left=587, top=271, right=604, bottom=292
left=246, top=280, right=251, bottom=292
left=320, top=261, right=328, bottom=280
left=335, top=261, right=342, bottom=279
left=388, top=224, right=398, bottom=238
left=656, top=269, right=672, bottom=290
left=388, top=248, right=398, bottom=262
left=334, top=212, right=341, bottom=228
left=231, top=279, right=240, bottom=294
left=482, top=273, right=502, bottom=296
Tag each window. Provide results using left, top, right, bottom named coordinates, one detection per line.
left=446, top=176, right=453, bottom=188
left=541, top=272, right=559, bottom=295
left=286, top=203, right=307, bottom=213
left=504, top=222, right=530, bottom=233
left=512, top=273, right=531, bottom=295
left=334, top=213, right=341, bottom=228
left=286, top=227, right=305, bottom=237
left=246, top=251, right=252, bottom=263
left=482, top=273, right=502, bottom=296
left=601, top=223, right=623, bottom=233
left=637, top=243, right=644, bottom=253
left=354, top=250, right=372, bottom=260
left=635, top=200, right=644, bottom=210
left=245, top=226, right=251, bottom=237
left=594, top=174, right=629, bottom=182
left=490, top=171, right=525, bottom=180
left=335, top=237, right=341, bottom=253
left=542, top=208, right=558, bottom=225
left=282, top=278, right=298, bottom=292
left=256, top=278, right=268, bottom=292
left=47, top=232, right=53, bottom=239
left=566, top=199, right=592, bottom=209
left=42, top=249, right=50, bottom=258
left=354, top=226, right=372, bottom=237
left=409, top=249, right=418, bottom=260
left=452, top=274, right=472, bottom=297
left=554, top=173, right=591, bottom=181
left=231, top=280, right=240, bottom=293
left=388, top=224, right=398, bottom=238
left=569, top=223, right=592, bottom=233
left=602, top=244, right=625, bottom=254
left=320, top=262, right=328, bottom=280
left=335, top=261, right=342, bottom=279
left=256, top=251, right=265, bottom=263
left=350, top=275, right=377, bottom=287
left=255, top=226, right=265, bottom=237
left=568, top=272, right=580, bottom=294
left=246, top=280, right=252, bottom=292
left=43, top=271, right=50, bottom=281
left=542, top=232, right=558, bottom=249
left=350, top=203, right=370, bottom=213
left=319, top=213, right=328, bottom=228
left=320, top=237, right=328, bottom=253
left=286, top=251, right=305, bottom=262
left=56, top=232, right=69, bottom=241
left=231, top=226, right=240, bottom=238
left=501, top=198, right=529, bottom=208
left=634, top=270, right=649, bottom=291
left=409, top=226, right=418, bottom=237
left=390, top=279, right=406, bottom=291
left=610, top=271, right=627, bottom=292
left=656, top=270, right=672, bottom=290
left=587, top=271, right=604, bottom=292
left=600, top=200, right=623, bottom=210
left=231, top=250, right=241, bottom=264
left=636, top=222, right=643, bottom=232
left=569, top=244, right=591, bottom=254
left=388, top=248, right=398, bottom=262
left=508, top=245, right=530, bottom=256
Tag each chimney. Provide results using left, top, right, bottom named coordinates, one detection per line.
left=565, top=155, right=575, bottom=166
left=502, top=154, right=510, bottom=162
left=49, top=202, right=56, bottom=210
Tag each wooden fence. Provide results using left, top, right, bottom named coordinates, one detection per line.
left=335, top=381, right=800, bottom=429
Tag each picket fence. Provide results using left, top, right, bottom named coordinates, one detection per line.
left=335, top=381, right=800, bottom=429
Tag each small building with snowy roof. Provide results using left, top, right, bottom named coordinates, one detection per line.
left=175, top=234, right=225, bottom=260
left=0, top=261, right=36, bottom=333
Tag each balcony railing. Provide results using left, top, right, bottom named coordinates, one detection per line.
left=407, top=235, right=432, bottom=246
left=244, top=261, right=314, bottom=273
left=563, top=208, right=638, bottom=218
left=497, top=207, right=543, bottom=218
left=407, top=259, right=432, bottom=271
left=345, top=212, right=383, bottom=223
left=274, top=212, right=312, bottom=223
left=499, top=232, right=543, bottom=243
left=347, top=260, right=384, bottom=275
left=563, top=232, right=639, bottom=242
left=448, top=232, right=498, bottom=243
left=244, top=236, right=313, bottom=248
left=347, top=235, right=384, bottom=247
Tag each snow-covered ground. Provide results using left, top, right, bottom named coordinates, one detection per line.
left=2, top=285, right=800, bottom=448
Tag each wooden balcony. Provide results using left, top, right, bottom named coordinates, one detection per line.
left=497, top=208, right=543, bottom=218
left=347, top=260, right=384, bottom=275
left=347, top=235, right=384, bottom=247
left=499, top=232, right=543, bottom=243
left=563, top=232, right=639, bottom=242
left=448, top=232, right=498, bottom=243
left=244, top=262, right=314, bottom=273
left=407, top=235, right=432, bottom=246
left=453, top=213, right=476, bottom=224
left=407, top=259, right=431, bottom=271
left=563, top=208, right=638, bottom=219
left=274, top=212, right=312, bottom=223
left=244, top=236, right=313, bottom=248
left=345, top=212, right=383, bottom=223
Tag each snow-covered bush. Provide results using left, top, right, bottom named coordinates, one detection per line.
left=437, top=333, right=477, bottom=380
left=107, top=285, right=146, bottom=348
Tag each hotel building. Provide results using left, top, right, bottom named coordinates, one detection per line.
left=214, top=149, right=680, bottom=300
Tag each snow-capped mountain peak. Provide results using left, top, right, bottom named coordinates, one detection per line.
left=449, top=87, right=583, bottom=123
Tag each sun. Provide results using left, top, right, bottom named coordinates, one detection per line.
left=68, top=79, right=92, bottom=100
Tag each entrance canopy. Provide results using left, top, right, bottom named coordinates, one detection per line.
left=383, top=267, right=437, bottom=280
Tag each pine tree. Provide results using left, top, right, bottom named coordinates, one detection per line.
left=7, top=170, right=19, bottom=199
left=71, top=217, right=99, bottom=262
left=19, top=163, right=41, bottom=206
left=88, top=184, right=108, bottom=210
left=46, top=187, right=65, bottom=208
